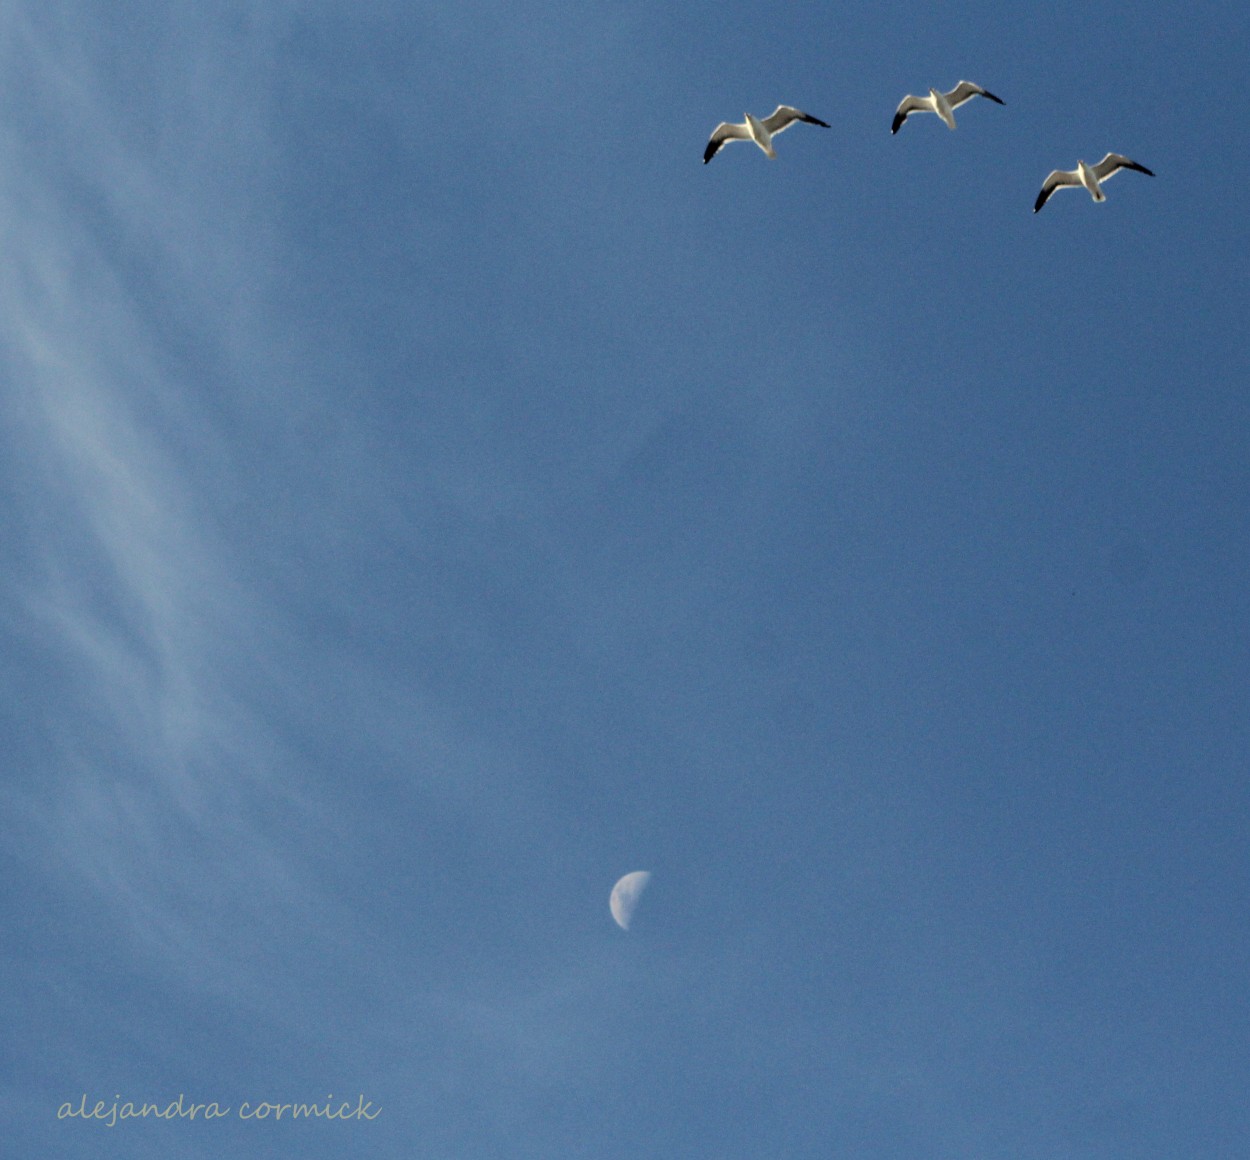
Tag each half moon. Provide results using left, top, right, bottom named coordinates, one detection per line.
left=609, top=871, right=651, bottom=930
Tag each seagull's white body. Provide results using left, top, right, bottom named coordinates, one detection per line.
left=891, top=81, right=1004, bottom=134
left=1033, top=153, right=1155, bottom=212
left=745, top=112, right=776, bottom=158
left=930, top=87, right=957, bottom=130
left=704, top=105, right=831, bottom=163
left=1076, top=159, right=1109, bottom=200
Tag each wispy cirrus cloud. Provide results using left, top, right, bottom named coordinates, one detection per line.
left=0, top=1, right=573, bottom=1007
left=0, top=7, right=330, bottom=995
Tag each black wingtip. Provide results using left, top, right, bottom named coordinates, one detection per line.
left=890, top=113, right=905, bottom=135
left=807, top=115, right=832, bottom=128
left=982, top=90, right=1005, bottom=105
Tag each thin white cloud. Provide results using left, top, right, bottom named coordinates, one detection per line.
left=0, top=7, right=328, bottom=1002
left=0, top=3, right=565, bottom=1016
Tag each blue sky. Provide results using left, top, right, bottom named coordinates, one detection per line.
left=3, top=1, right=1248, bottom=1156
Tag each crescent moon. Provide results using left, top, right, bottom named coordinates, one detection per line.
left=609, top=871, right=651, bottom=930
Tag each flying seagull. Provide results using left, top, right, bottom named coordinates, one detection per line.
left=891, top=81, right=1004, bottom=134
left=1033, top=153, right=1155, bottom=212
left=703, top=105, right=830, bottom=164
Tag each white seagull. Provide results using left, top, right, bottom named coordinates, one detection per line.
left=1033, top=153, right=1155, bottom=212
left=891, top=81, right=1004, bottom=134
left=703, top=105, right=830, bottom=164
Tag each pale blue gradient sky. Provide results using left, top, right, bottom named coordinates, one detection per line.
left=3, top=2, right=1248, bottom=1156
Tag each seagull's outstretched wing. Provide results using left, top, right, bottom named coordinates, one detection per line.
left=1091, top=152, right=1154, bottom=182
left=761, top=105, right=831, bottom=135
left=946, top=81, right=1005, bottom=109
left=704, top=121, right=750, bottom=164
left=1034, top=168, right=1081, bottom=213
left=891, top=95, right=929, bottom=134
